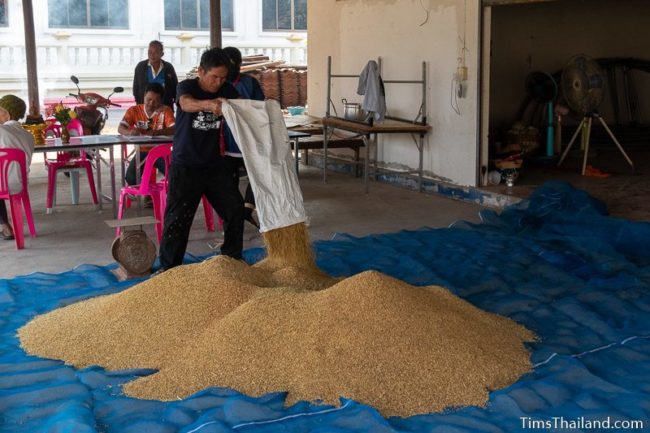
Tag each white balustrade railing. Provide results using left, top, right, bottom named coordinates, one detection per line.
left=0, top=41, right=307, bottom=97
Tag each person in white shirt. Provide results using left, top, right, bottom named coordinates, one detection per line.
left=0, top=95, right=35, bottom=240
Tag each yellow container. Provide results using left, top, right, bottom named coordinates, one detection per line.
left=22, top=123, right=47, bottom=146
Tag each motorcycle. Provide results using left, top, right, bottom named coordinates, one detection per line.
left=69, top=75, right=124, bottom=135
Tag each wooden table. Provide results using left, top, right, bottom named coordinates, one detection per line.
left=36, top=135, right=174, bottom=217
left=289, top=123, right=324, bottom=135
left=284, top=114, right=322, bottom=134
left=287, top=117, right=366, bottom=178
left=321, top=116, right=431, bottom=192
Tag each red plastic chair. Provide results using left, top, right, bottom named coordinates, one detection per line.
left=116, top=143, right=172, bottom=242
left=0, top=148, right=37, bottom=249
left=117, top=144, right=220, bottom=241
left=44, top=119, right=98, bottom=213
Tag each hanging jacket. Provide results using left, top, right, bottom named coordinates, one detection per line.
left=357, top=60, right=386, bottom=122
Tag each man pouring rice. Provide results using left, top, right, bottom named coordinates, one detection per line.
left=157, top=48, right=244, bottom=271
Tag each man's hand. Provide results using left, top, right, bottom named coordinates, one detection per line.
left=119, top=126, right=141, bottom=136
left=204, top=98, right=224, bottom=116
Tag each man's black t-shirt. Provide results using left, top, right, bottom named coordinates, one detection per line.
left=172, top=78, right=240, bottom=168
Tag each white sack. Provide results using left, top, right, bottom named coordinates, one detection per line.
left=222, top=99, right=307, bottom=233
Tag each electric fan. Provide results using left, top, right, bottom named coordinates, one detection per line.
left=525, top=71, right=557, bottom=157
left=557, top=54, right=634, bottom=174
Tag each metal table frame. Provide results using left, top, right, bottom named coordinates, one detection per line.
left=321, top=117, right=430, bottom=193
left=323, top=56, right=430, bottom=192
left=288, top=129, right=311, bottom=176
left=36, top=135, right=173, bottom=217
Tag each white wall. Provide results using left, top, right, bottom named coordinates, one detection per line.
left=308, top=0, right=481, bottom=187
left=489, top=0, right=650, bottom=128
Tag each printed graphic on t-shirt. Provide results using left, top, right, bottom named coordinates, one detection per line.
left=193, top=111, right=221, bottom=131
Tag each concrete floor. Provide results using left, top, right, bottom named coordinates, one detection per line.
left=482, top=147, right=650, bottom=221
left=3, top=120, right=648, bottom=280
left=0, top=159, right=484, bottom=279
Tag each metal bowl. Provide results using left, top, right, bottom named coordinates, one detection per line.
left=342, top=99, right=367, bottom=121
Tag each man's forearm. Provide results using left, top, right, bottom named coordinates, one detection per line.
left=117, top=124, right=132, bottom=135
left=178, top=95, right=221, bottom=115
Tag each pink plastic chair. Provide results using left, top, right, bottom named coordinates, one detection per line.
left=67, top=119, right=84, bottom=136
left=0, top=148, right=37, bottom=249
left=116, top=143, right=172, bottom=242
left=43, top=122, right=61, bottom=138
left=44, top=119, right=98, bottom=213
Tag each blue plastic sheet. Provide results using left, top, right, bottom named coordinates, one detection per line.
left=1, top=181, right=648, bottom=432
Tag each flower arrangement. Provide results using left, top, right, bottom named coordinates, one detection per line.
left=48, top=102, right=76, bottom=126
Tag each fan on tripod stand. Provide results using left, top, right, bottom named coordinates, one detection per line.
left=557, top=54, right=634, bottom=175
left=525, top=71, right=557, bottom=157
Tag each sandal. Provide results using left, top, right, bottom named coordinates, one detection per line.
left=2, top=226, right=14, bottom=241
left=584, top=165, right=610, bottom=178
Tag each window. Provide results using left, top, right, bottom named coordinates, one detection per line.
left=48, top=0, right=128, bottom=29
left=0, top=0, right=7, bottom=27
left=164, top=0, right=233, bottom=31
left=262, top=0, right=306, bottom=32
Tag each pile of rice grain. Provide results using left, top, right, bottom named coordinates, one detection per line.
left=18, top=258, right=267, bottom=371
left=18, top=223, right=535, bottom=417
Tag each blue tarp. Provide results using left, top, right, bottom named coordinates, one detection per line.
left=1, top=181, right=648, bottom=432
